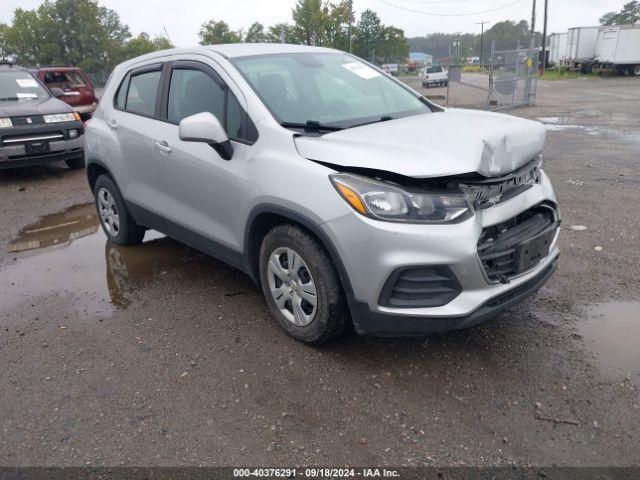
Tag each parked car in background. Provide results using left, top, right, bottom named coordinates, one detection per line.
left=32, top=67, right=98, bottom=120
left=0, top=63, right=85, bottom=170
left=86, top=44, right=559, bottom=344
left=422, top=65, right=448, bottom=87
left=381, top=63, right=399, bottom=76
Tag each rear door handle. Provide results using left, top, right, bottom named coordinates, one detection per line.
left=107, top=118, right=117, bottom=129
left=154, top=140, right=172, bottom=154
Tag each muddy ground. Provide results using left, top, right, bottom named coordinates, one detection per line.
left=1, top=76, right=639, bottom=467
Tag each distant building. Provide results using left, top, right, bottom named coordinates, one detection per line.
left=408, top=52, right=433, bottom=70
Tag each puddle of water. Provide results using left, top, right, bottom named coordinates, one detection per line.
left=537, top=117, right=600, bottom=135
left=537, top=117, right=565, bottom=124
left=1, top=203, right=214, bottom=320
left=578, top=302, right=640, bottom=377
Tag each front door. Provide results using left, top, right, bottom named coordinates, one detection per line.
left=152, top=61, right=253, bottom=264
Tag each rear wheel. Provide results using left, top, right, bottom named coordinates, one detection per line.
left=93, top=174, right=145, bottom=245
left=65, top=156, right=85, bottom=169
left=634, top=65, right=640, bottom=77
left=259, top=224, right=348, bottom=344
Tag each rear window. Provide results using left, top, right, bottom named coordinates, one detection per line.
left=426, top=66, right=443, bottom=74
left=117, top=70, right=161, bottom=117
left=43, top=71, right=87, bottom=89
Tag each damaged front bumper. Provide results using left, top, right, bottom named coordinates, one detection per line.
left=322, top=170, right=560, bottom=336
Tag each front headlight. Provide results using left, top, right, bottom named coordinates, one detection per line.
left=0, top=117, right=12, bottom=128
left=43, top=112, right=79, bottom=123
left=330, top=174, right=472, bottom=224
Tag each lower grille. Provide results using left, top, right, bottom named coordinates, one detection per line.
left=478, top=204, right=558, bottom=283
left=380, top=266, right=462, bottom=308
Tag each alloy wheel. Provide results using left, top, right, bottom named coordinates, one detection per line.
left=97, top=187, right=120, bottom=238
left=267, top=247, right=318, bottom=327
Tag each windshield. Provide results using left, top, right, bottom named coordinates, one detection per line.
left=232, top=53, right=430, bottom=128
left=0, top=70, right=49, bottom=101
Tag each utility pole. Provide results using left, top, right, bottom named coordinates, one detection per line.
left=476, top=21, right=490, bottom=68
left=530, top=0, right=537, bottom=50
left=348, top=0, right=353, bottom=53
left=456, top=32, right=460, bottom=62
left=540, top=0, right=549, bottom=75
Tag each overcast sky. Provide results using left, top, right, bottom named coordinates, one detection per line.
left=0, top=0, right=626, bottom=47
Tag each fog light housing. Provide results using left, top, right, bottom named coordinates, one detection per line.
left=379, top=265, right=462, bottom=308
left=68, top=129, right=79, bottom=139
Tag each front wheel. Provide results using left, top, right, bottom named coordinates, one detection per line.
left=93, top=174, right=145, bottom=245
left=259, top=225, right=348, bottom=344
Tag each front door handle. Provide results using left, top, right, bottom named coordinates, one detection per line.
left=107, top=118, right=117, bottom=129
left=154, top=140, right=172, bottom=154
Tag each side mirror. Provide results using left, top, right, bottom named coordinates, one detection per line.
left=50, top=87, right=64, bottom=98
left=178, top=112, right=233, bottom=160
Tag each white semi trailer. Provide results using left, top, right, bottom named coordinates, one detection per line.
left=593, top=24, right=640, bottom=76
left=549, top=32, right=568, bottom=66
left=566, top=26, right=600, bottom=72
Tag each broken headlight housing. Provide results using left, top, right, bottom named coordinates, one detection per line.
left=330, top=174, right=472, bottom=224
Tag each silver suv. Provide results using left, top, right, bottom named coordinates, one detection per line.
left=85, top=44, right=560, bottom=344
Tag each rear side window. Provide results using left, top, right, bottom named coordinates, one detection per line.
left=125, top=70, right=161, bottom=116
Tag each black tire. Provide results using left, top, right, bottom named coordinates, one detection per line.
left=259, top=224, right=348, bottom=344
left=65, top=156, right=85, bottom=169
left=93, top=174, right=145, bottom=245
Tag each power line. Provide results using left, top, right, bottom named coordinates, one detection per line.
left=374, top=0, right=527, bottom=16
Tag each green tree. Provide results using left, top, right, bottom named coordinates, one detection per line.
left=407, top=20, right=538, bottom=63
left=4, top=0, right=130, bottom=79
left=266, top=23, right=299, bottom=43
left=199, top=20, right=241, bottom=45
left=0, top=23, right=10, bottom=59
left=353, top=9, right=383, bottom=62
left=292, top=0, right=329, bottom=45
left=325, top=0, right=352, bottom=50
left=600, top=1, right=640, bottom=25
left=376, top=26, right=409, bottom=65
left=124, top=32, right=172, bottom=59
left=245, top=22, right=268, bottom=43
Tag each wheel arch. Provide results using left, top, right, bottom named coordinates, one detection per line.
left=86, top=159, right=114, bottom=193
left=243, top=205, right=354, bottom=297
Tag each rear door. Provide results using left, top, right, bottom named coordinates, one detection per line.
left=107, top=63, right=167, bottom=224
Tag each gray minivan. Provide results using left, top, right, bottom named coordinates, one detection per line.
left=85, top=44, right=560, bottom=344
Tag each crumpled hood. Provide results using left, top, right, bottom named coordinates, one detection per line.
left=0, top=97, right=73, bottom=117
left=294, top=109, right=546, bottom=178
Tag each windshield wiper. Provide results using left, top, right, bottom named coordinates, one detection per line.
left=0, top=97, right=21, bottom=101
left=348, top=115, right=394, bottom=129
left=280, top=120, right=343, bottom=132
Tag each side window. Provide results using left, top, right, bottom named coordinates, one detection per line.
left=125, top=70, right=161, bottom=116
left=167, top=69, right=224, bottom=124
left=226, top=93, right=243, bottom=139
left=166, top=66, right=252, bottom=142
left=114, top=74, right=129, bottom=109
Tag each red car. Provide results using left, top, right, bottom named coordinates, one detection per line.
left=32, top=67, right=98, bottom=120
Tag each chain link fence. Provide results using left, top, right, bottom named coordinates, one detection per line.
left=403, top=48, right=539, bottom=110
left=487, top=45, right=538, bottom=108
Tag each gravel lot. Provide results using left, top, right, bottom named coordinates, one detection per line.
left=1, top=76, right=639, bottom=467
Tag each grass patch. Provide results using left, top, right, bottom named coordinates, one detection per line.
left=539, top=68, right=598, bottom=81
